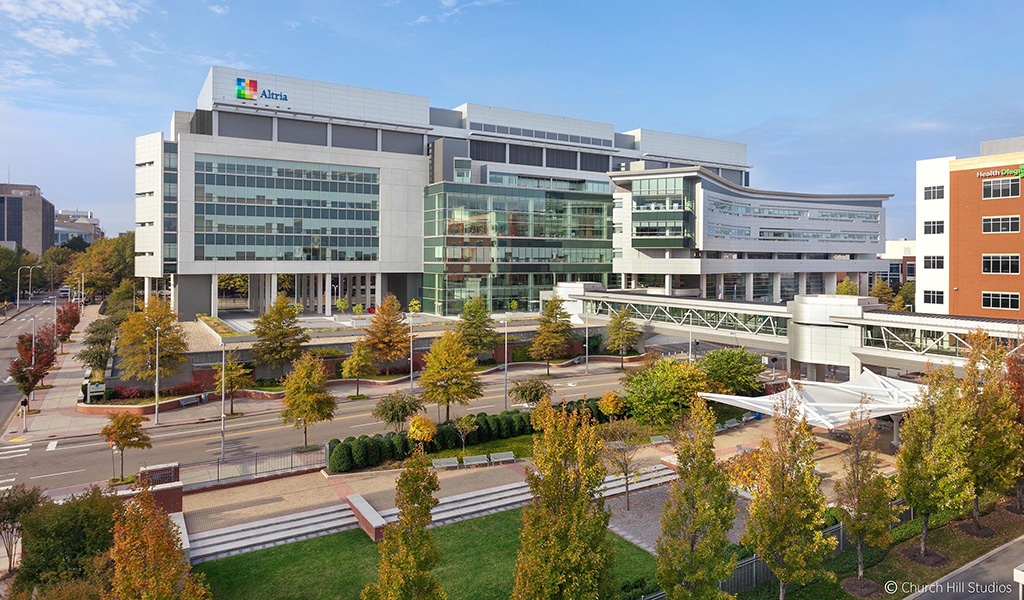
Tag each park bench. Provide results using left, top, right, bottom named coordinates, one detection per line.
left=178, top=395, right=201, bottom=407
left=490, top=451, right=516, bottom=465
left=650, top=435, right=670, bottom=445
left=714, top=423, right=725, bottom=434
left=432, top=457, right=459, bottom=470
left=742, top=412, right=756, bottom=424
left=735, top=445, right=754, bottom=455
left=605, top=441, right=626, bottom=452
left=724, top=418, right=740, bottom=430
left=462, top=455, right=489, bottom=468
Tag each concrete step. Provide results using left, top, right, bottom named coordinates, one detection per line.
left=189, top=504, right=351, bottom=542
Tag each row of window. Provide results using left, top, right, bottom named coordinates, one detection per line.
left=757, top=229, right=880, bottom=242
left=983, top=177, right=1021, bottom=199
left=923, top=220, right=944, bottom=234
left=923, top=256, right=944, bottom=269
left=468, top=122, right=613, bottom=148
left=921, top=254, right=1020, bottom=274
left=923, top=185, right=945, bottom=200
left=195, top=156, right=379, bottom=183
left=921, top=290, right=1021, bottom=310
left=921, top=217, right=1021, bottom=234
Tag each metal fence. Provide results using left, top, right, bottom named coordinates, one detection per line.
left=179, top=444, right=328, bottom=487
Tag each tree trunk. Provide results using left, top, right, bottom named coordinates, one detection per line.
left=973, top=495, right=981, bottom=529
left=229, top=392, right=234, bottom=415
left=546, top=361, right=550, bottom=376
left=356, top=378, right=361, bottom=396
left=445, top=404, right=450, bottom=424
left=303, top=425, right=308, bottom=448
left=625, top=477, right=630, bottom=511
left=857, top=541, right=864, bottom=579
left=620, top=350, right=624, bottom=369
left=920, top=512, right=929, bottom=556
left=1016, top=479, right=1023, bottom=513
left=778, top=580, right=786, bottom=600
left=119, top=449, right=125, bottom=481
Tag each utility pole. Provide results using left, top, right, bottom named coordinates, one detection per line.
left=220, top=341, right=226, bottom=461
left=154, top=326, right=161, bottom=425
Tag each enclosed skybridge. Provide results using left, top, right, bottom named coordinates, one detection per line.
left=553, top=283, right=1024, bottom=380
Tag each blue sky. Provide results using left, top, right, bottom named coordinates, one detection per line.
left=1, top=0, right=1023, bottom=238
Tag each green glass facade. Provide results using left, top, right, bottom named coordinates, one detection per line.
left=422, top=182, right=613, bottom=315
left=192, top=154, right=379, bottom=262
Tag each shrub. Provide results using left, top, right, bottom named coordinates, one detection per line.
left=475, top=414, right=490, bottom=442
left=343, top=436, right=356, bottom=445
left=620, top=577, right=660, bottom=600
left=351, top=437, right=368, bottom=468
left=516, top=412, right=533, bottom=435
left=486, top=415, right=502, bottom=439
left=103, top=389, right=117, bottom=401
left=112, top=386, right=150, bottom=399
left=329, top=442, right=354, bottom=473
left=164, top=380, right=207, bottom=396
left=365, top=436, right=381, bottom=466
left=380, top=434, right=395, bottom=462
left=823, top=506, right=844, bottom=528
left=497, top=415, right=512, bottom=439
left=439, top=424, right=458, bottom=450
left=511, top=344, right=532, bottom=362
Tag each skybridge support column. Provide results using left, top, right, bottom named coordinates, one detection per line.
left=744, top=273, right=754, bottom=301
left=892, top=413, right=903, bottom=448
left=858, top=272, right=870, bottom=296
left=797, top=273, right=807, bottom=296
left=664, top=274, right=672, bottom=295
left=715, top=274, right=725, bottom=300
left=620, top=273, right=627, bottom=289
left=699, top=274, right=707, bottom=298
left=825, top=272, right=838, bottom=294
left=772, top=273, right=782, bottom=302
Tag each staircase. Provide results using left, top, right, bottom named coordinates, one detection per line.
left=188, top=504, right=357, bottom=564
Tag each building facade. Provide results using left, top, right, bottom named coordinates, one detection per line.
left=609, top=168, right=888, bottom=302
left=55, top=209, right=103, bottom=245
left=869, top=239, right=916, bottom=289
left=0, top=184, right=55, bottom=256
left=916, top=137, right=1024, bottom=318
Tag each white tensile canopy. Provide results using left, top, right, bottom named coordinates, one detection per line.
left=699, top=368, right=925, bottom=430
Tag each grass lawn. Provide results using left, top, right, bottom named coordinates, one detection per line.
left=196, top=507, right=656, bottom=600
left=427, top=433, right=536, bottom=460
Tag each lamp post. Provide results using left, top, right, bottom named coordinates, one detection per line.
left=409, top=311, right=414, bottom=393
left=584, top=311, right=589, bottom=375
left=28, top=315, right=36, bottom=408
left=154, top=326, right=161, bottom=425
left=688, top=311, right=694, bottom=363
left=220, top=341, right=226, bottom=461
left=502, top=316, right=509, bottom=412
left=16, top=265, right=40, bottom=311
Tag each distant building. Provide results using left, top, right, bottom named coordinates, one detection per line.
left=55, top=209, right=103, bottom=245
left=0, top=184, right=55, bottom=255
left=870, top=239, right=916, bottom=288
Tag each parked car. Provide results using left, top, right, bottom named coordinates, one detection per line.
left=41, top=296, right=54, bottom=305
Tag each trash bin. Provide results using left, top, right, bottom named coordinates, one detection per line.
left=754, top=412, right=762, bottom=420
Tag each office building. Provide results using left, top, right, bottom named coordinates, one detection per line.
left=869, top=239, right=916, bottom=289
left=916, top=137, right=1024, bottom=318
left=55, top=209, right=103, bottom=245
left=0, top=184, right=55, bottom=255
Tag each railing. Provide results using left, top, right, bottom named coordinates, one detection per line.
left=178, top=444, right=328, bottom=488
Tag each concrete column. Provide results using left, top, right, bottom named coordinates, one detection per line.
left=772, top=273, right=782, bottom=302
left=144, top=277, right=152, bottom=301
left=665, top=274, right=672, bottom=295
left=812, top=363, right=827, bottom=382
left=630, top=274, right=638, bottom=289
left=210, top=275, right=219, bottom=319
left=169, top=275, right=178, bottom=313
left=325, top=274, right=332, bottom=316
left=295, top=273, right=302, bottom=305
left=313, top=274, right=321, bottom=314
left=825, top=272, right=838, bottom=294
left=744, top=273, right=754, bottom=301
left=892, top=413, right=903, bottom=447
left=797, top=272, right=807, bottom=296
left=268, top=274, right=277, bottom=309
left=699, top=274, right=707, bottom=298
left=374, top=273, right=383, bottom=307
left=715, top=274, right=725, bottom=299
left=858, top=272, right=869, bottom=295
left=620, top=273, right=627, bottom=289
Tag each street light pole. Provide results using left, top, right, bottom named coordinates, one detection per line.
left=154, top=326, right=161, bottom=425
left=688, top=311, right=693, bottom=363
left=503, top=316, right=509, bottom=412
left=28, top=315, right=36, bottom=410
left=584, top=312, right=589, bottom=375
left=409, top=311, right=414, bottom=392
left=220, top=341, right=226, bottom=461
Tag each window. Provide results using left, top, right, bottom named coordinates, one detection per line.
left=982, top=292, right=1020, bottom=310
left=923, top=256, right=945, bottom=269
left=924, top=220, right=945, bottom=234
left=982, top=254, right=1020, bottom=274
left=923, top=290, right=944, bottom=304
left=982, top=216, right=1020, bottom=233
left=982, top=177, right=1020, bottom=199
left=469, top=140, right=505, bottom=163
left=923, top=185, right=945, bottom=200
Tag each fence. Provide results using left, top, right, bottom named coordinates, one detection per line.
left=179, top=444, right=328, bottom=488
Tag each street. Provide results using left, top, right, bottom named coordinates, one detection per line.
left=906, top=534, right=1024, bottom=600
left=0, top=303, right=57, bottom=435
left=0, top=366, right=627, bottom=494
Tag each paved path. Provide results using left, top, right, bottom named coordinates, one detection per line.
left=905, top=533, right=1024, bottom=600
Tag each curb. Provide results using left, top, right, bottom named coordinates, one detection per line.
left=901, top=529, right=1024, bottom=600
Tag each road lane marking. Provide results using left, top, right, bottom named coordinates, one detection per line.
left=0, top=454, right=29, bottom=460
left=0, top=478, right=15, bottom=485
left=0, top=444, right=31, bottom=452
left=46, top=441, right=58, bottom=451
left=30, top=469, right=85, bottom=480
left=351, top=421, right=384, bottom=428
left=0, top=487, right=10, bottom=492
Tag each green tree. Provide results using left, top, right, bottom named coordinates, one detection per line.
left=217, top=274, right=249, bottom=295
left=116, top=296, right=187, bottom=385
left=510, top=377, right=553, bottom=408
left=508, top=299, right=519, bottom=312
left=0, top=246, right=29, bottom=302
left=623, top=358, right=707, bottom=427
left=281, top=352, right=337, bottom=447
left=336, top=296, right=349, bottom=313
left=1005, top=333, right=1024, bottom=513
left=454, top=414, right=478, bottom=454
left=834, top=400, right=895, bottom=581
left=252, top=293, right=311, bottom=379
left=896, top=366, right=972, bottom=558
left=455, top=296, right=499, bottom=358
left=700, top=347, right=765, bottom=396
left=373, top=391, right=425, bottom=433
left=601, top=419, right=648, bottom=510
left=420, top=328, right=483, bottom=422
left=530, top=296, right=574, bottom=375
left=40, top=245, right=78, bottom=290
left=511, top=399, right=617, bottom=599
left=343, top=341, right=378, bottom=396
left=738, top=393, right=836, bottom=600
left=888, top=295, right=909, bottom=312
left=605, top=307, right=641, bottom=368
left=835, top=276, right=859, bottom=295
left=100, top=413, right=152, bottom=481
left=868, top=278, right=895, bottom=307
left=656, top=397, right=737, bottom=600
left=361, top=449, right=445, bottom=600
left=896, top=281, right=915, bottom=309
left=213, top=350, right=254, bottom=415
left=364, top=294, right=410, bottom=374
left=0, top=484, right=45, bottom=572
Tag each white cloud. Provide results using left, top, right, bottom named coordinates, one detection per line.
left=284, top=19, right=299, bottom=29
left=439, top=0, right=456, bottom=7
left=208, top=4, right=228, bottom=16
left=0, top=0, right=145, bottom=29
left=411, top=0, right=507, bottom=24
left=192, top=51, right=252, bottom=70
left=413, top=14, right=429, bottom=23
left=14, top=27, right=95, bottom=55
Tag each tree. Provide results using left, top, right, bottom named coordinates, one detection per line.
left=56, top=300, right=82, bottom=351
left=835, top=276, right=859, bottom=295
left=959, top=331, right=1022, bottom=531
left=656, top=397, right=737, bottom=600
left=0, top=484, right=44, bottom=572
left=68, top=233, right=135, bottom=297
left=343, top=341, right=378, bottom=396
left=9, top=324, right=57, bottom=406
left=896, top=366, right=972, bottom=558
left=353, top=303, right=365, bottom=315
left=364, top=294, right=410, bottom=374
left=868, top=279, right=894, bottom=307
left=373, top=391, right=425, bottom=433
left=336, top=296, right=349, bottom=313
left=896, top=281, right=915, bottom=310
left=623, top=358, right=707, bottom=427
left=601, top=419, right=647, bottom=510
left=834, top=400, right=895, bottom=582
left=408, top=415, right=438, bottom=447
left=511, top=399, right=617, bottom=599
left=888, top=295, right=909, bottom=312
left=217, top=273, right=248, bottom=295
left=252, top=294, right=311, bottom=379
left=108, top=488, right=211, bottom=599
left=361, top=449, right=445, bottom=600
left=530, top=296, right=574, bottom=376
left=455, top=296, right=499, bottom=357
left=213, top=350, right=254, bottom=415
left=509, top=299, right=519, bottom=311
left=605, top=307, right=641, bottom=368
left=116, top=296, right=187, bottom=385
left=510, top=377, right=553, bottom=408
left=0, top=246, right=29, bottom=302
left=100, top=413, right=152, bottom=481
left=700, top=347, right=765, bottom=396
left=40, top=245, right=78, bottom=290
left=419, top=328, right=482, bottom=423
left=1006, top=332, right=1024, bottom=514
left=736, top=393, right=836, bottom=600
left=281, top=352, right=337, bottom=447
left=597, top=390, right=625, bottom=420
left=454, top=414, right=478, bottom=454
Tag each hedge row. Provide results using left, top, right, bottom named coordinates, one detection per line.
left=98, top=380, right=208, bottom=401
left=328, top=409, right=535, bottom=473
left=555, top=397, right=613, bottom=424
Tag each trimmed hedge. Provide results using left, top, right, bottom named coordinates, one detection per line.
left=326, top=409, right=533, bottom=473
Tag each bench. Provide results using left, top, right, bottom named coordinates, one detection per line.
left=490, top=451, right=516, bottom=464
left=432, top=457, right=459, bottom=470
left=650, top=435, right=670, bottom=445
left=462, top=455, right=490, bottom=468
left=735, top=445, right=754, bottom=455
left=178, top=395, right=201, bottom=407
left=714, top=423, right=725, bottom=434
left=742, top=412, right=756, bottom=424
left=724, top=419, right=740, bottom=430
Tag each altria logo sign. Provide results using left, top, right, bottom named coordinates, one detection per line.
left=235, top=78, right=288, bottom=101
left=976, top=165, right=1024, bottom=178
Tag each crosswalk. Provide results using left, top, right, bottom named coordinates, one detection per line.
left=0, top=477, right=15, bottom=492
left=0, top=444, right=31, bottom=461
